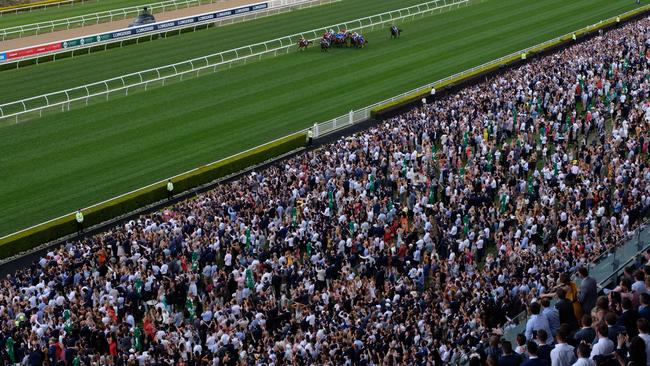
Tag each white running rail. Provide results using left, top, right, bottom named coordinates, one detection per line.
left=0, top=0, right=470, bottom=124
left=0, top=0, right=234, bottom=40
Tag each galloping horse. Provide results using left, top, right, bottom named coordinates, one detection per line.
left=320, top=38, right=331, bottom=52
left=390, top=25, right=402, bottom=39
left=297, top=38, right=313, bottom=51
left=331, top=31, right=348, bottom=47
left=351, top=34, right=367, bottom=48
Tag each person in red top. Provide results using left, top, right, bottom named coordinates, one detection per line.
left=143, top=316, right=156, bottom=341
left=108, top=333, right=118, bottom=357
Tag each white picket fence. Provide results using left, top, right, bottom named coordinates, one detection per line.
left=0, top=0, right=231, bottom=40
left=0, top=0, right=470, bottom=124
left=1, top=0, right=338, bottom=65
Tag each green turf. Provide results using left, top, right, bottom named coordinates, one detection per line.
left=0, top=0, right=429, bottom=103
left=0, top=0, right=643, bottom=237
left=0, top=0, right=211, bottom=29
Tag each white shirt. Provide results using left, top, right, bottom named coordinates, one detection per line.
left=572, top=357, right=596, bottom=366
left=551, top=342, right=576, bottom=366
left=590, top=336, right=614, bottom=359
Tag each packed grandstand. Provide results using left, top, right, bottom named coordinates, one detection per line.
left=1, top=1, right=650, bottom=366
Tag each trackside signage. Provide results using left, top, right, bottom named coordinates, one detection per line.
left=3, top=2, right=269, bottom=61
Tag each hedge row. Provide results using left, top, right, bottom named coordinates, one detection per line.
left=0, top=132, right=306, bottom=259
left=370, top=4, right=650, bottom=118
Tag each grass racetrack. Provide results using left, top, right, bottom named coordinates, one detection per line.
left=0, top=0, right=643, bottom=237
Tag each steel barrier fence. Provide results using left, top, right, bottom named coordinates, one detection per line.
left=0, top=0, right=470, bottom=124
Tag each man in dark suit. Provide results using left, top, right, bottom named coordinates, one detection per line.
left=498, top=341, right=523, bottom=366
left=605, top=312, right=627, bottom=344
left=573, top=314, right=596, bottom=345
left=536, top=330, right=553, bottom=362
left=617, top=297, right=640, bottom=337
left=521, top=341, right=550, bottom=366
left=556, top=288, right=578, bottom=331
left=639, top=293, right=650, bottom=321
left=577, top=267, right=598, bottom=314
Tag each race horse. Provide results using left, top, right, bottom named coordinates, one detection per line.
left=390, top=25, right=402, bottom=39
left=331, top=31, right=349, bottom=47
left=351, top=33, right=367, bottom=48
left=320, top=37, right=331, bottom=52
left=297, top=38, right=313, bottom=51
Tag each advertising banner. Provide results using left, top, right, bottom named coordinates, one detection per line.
left=6, top=42, right=61, bottom=59
left=107, top=3, right=269, bottom=41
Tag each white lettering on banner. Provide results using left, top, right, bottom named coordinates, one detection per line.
left=198, top=14, right=214, bottom=21
left=112, top=30, right=131, bottom=38
left=252, top=4, right=267, bottom=10
left=216, top=11, right=231, bottom=17
left=136, top=26, right=155, bottom=34
left=234, top=7, right=250, bottom=14
left=156, top=22, right=176, bottom=29
left=177, top=18, right=195, bottom=25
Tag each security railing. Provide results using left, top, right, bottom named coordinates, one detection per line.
left=0, top=0, right=470, bottom=124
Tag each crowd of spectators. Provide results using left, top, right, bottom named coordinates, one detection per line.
left=0, top=12, right=649, bottom=366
